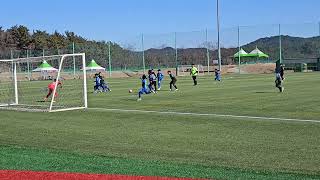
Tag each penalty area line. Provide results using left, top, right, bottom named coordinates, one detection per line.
left=88, top=108, right=320, bottom=124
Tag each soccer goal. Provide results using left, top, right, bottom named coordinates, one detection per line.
left=177, top=64, right=205, bottom=76
left=0, top=53, right=88, bottom=112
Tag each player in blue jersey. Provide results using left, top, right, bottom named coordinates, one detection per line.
left=96, top=72, right=111, bottom=92
left=94, top=72, right=111, bottom=93
left=138, top=74, right=151, bottom=101
left=157, top=69, right=164, bottom=90
left=214, top=69, right=221, bottom=81
left=94, top=73, right=101, bottom=93
left=99, top=74, right=111, bottom=92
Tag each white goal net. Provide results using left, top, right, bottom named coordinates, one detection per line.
left=0, top=53, right=87, bottom=112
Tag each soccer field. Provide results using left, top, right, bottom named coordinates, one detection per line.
left=0, top=72, right=320, bottom=179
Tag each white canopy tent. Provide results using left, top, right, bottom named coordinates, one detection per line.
left=32, top=60, right=58, bottom=80
left=84, top=59, right=105, bottom=71
left=32, top=60, right=58, bottom=72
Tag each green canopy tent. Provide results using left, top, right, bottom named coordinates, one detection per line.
left=85, top=59, right=105, bottom=71
left=32, top=60, right=58, bottom=80
left=32, top=60, right=58, bottom=72
left=248, top=47, right=269, bottom=58
left=234, top=47, right=270, bottom=64
left=234, top=47, right=269, bottom=58
left=233, top=48, right=249, bottom=58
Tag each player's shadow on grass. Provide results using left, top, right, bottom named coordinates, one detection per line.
left=36, top=100, right=46, bottom=103
left=158, top=90, right=171, bottom=92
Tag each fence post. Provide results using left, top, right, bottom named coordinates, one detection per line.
left=142, top=34, right=145, bottom=74
left=279, top=24, right=282, bottom=64
left=108, top=41, right=112, bottom=77
left=238, top=26, right=241, bottom=74
left=216, top=0, right=222, bottom=71
left=175, top=32, right=178, bottom=76
left=318, top=22, right=320, bottom=37
left=206, top=29, right=210, bottom=75
left=318, top=22, right=320, bottom=58
left=72, top=42, right=76, bottom=77
left=26, top=49, right=31, bottom=81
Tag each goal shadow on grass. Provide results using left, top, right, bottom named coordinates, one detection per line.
left=255, top=91, right=276, bottom=94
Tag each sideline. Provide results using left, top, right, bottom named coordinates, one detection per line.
left=89, top=107, right=320, bottom=124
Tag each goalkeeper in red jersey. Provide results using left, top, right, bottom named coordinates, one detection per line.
left=44, top=79, right=62, bottom=102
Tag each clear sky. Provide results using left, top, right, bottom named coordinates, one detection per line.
left=1, top=0, right=319, bottom=46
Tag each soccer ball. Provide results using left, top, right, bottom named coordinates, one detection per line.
left=129, top=89, right=133, bottom=93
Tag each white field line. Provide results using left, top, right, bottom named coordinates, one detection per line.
left=0, top=107, right=46, bottom=112
left=89, top=107, right=320, bottom=124
left=0, top=104, right=75, bottom=112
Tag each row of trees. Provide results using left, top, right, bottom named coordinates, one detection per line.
left=0, top=25, right=85, bottom=50
left=1, top=25, right=319, bottom=71
left=0, top=25, right=129, bottom=68
left=0, top=25, right=222, bottom=70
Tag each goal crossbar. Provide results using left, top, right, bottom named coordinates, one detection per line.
left=0, top=53, right=85, bottom=63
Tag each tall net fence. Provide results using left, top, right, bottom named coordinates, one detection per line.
left=144, top=32, right=175, bottom=71
left=209, top=27, right=238, bottom=73
left=1, top=23, right=319, bottom=77
left=281, top=23, right=320, bottom=71
left=116, top=36, right=143, bottom=74
left=176, top=30, right=208, bottom=76
left=235, top=24, right=279, bottom=74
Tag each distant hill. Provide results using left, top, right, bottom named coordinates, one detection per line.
left=242, top=35, right=320, bottom=59
left=143, top=35, right=320, bottom=66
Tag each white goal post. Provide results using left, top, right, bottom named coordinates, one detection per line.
left=0, top=53, right=87, bottom=112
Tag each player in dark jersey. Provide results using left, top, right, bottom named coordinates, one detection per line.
left=275, top=72, right=284, bottom=92
left=214, top=69, right=221, bottom=81
left=167, top=71, right=178, bottom=91
left=148, top=69, right=157, bottom=93
left=279, top=64, right=285, bottom=80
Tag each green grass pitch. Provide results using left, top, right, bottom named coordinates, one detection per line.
left=0, top=72, right=320, bottom=179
